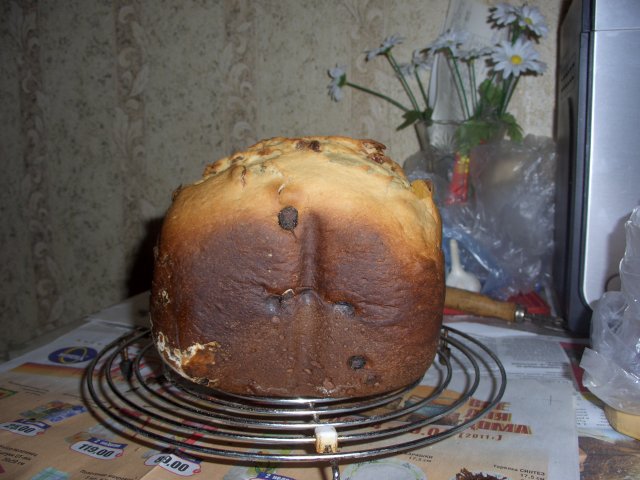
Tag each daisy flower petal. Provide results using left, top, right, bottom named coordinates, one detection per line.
left=398, top=63, right=414, bottom=77
left=459, top=45, right=493, bottom=61
left=529, top=58, right=547, bottom=75
left=412, top=49, right=433, bottom=72
left=365, top=34, right=404, bottom=61
left=490, top=2, right=519, bottom=26
left=429, top=29, right=469, bottom=56
left=490, top=38, right=542, bottom=78
left=518, top=5, right=549, bottom=37
left=327, top=65, right=346, bottom=102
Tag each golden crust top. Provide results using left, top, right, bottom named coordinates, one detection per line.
left=201, top=136, right=407, bottom=182
left=170, top=135, right=441, bottom=255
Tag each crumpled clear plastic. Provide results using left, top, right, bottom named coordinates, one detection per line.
left=580, top=206, right=640, bottom=415
left=405, top=135, right=557, bottom=299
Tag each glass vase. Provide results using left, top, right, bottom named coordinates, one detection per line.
left=404, top=120, right=459, bottom=182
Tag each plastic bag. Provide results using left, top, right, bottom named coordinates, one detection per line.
left=580, top=206, right=640, bottom=415
left=406, top=135, right=557, bottom=298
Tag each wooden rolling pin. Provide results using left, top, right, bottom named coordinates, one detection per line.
left=444, top=286, right=520, bottom=323
left=444, top=286, right=566, bottom=331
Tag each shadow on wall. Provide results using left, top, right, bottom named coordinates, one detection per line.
left=127, top=217, right=164, bottom=297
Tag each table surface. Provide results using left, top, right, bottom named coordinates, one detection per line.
left=0, top=292, right=638, bottom=480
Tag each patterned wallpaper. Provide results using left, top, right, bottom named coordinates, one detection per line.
left=0, top=0, right=561, bottom=360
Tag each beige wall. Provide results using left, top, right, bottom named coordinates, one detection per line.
left=0, top=0, right=562, bottom=359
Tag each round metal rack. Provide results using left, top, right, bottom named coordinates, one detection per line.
left=83, top=326, right=506, bottom=479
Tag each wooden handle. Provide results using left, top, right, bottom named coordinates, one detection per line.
left=444, top=286, right=518, bottom=322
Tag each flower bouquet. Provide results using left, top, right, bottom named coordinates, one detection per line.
left=439, top=3, right=548, bottom=155
left=327, top=2, right=549, bottom=157
left=328, top=34, right=434, bottom=131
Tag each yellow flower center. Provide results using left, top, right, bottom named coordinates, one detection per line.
left=510, top=54, right=523, bottom=65
left=525, top=17, right=533, bottom=25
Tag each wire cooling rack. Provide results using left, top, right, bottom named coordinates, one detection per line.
left=83, top=326, right=506, bottom=479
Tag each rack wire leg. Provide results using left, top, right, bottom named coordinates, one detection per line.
left=330, top=461, right=340, bottom=480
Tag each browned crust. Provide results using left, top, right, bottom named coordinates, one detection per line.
left=151, top=136, right=444, bottom=398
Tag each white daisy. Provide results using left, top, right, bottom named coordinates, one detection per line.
left=490, top=3, right=519, bottom=26
left=399, top=50, right=431, bottom=77
left=365, top=34, right=404, bottom=61
left=490, top=38, right=546, bottom=78
left=532, top=57, right=547, bottom=75
left=327, top=65, right=347, bottom=101
left=429, top=29, right=470, bottom=57
left=412, top=49, right=433, bottom=72
left=459, top=46, right=494, bottom=61
left=518, top=5, right=549, bottom=37
left=398, top=62, right=414, bottom=77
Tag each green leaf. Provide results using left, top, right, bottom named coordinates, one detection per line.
left=455, top=118, right=501, bottom=155
left=423, top=106, right=434, bottom=124
left=500, top=112, right=523, bottom=142
left=396, top=110, right=422, bottom=130
left=477, top=79, right=502, bottom=109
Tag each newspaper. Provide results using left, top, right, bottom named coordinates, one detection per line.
left=0, top=295, right=634, bottom=479
left=450, top=318, right=640, bottom=479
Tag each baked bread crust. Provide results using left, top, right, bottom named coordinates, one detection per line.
left=150, top=136, right=444, bottom=398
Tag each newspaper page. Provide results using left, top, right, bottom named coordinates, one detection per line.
left=0, top=364, right=574, bottom=480
left=0, top=312, right=581, bottom=480
left=449, top=319, right=640, bottom=479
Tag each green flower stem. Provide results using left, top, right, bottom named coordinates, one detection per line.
left=345, top=81, right=412, bottom=113
left=449, top=52, right=471, bottom=118
left=511, top=26, right=523, bottom=44
left=500, top=75, right=520, bottom=115
left=415, top=70, right=430, bottom=109
left=487, top=71, right=498, bottom=86
left=476, top=72, right=497, bottom=117
left=386, top=51, right=422, bottom=113
left=467, top=60, right=478, bottom=112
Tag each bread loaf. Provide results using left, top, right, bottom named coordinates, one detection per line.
left=150, top=136, right=444, bottom=398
